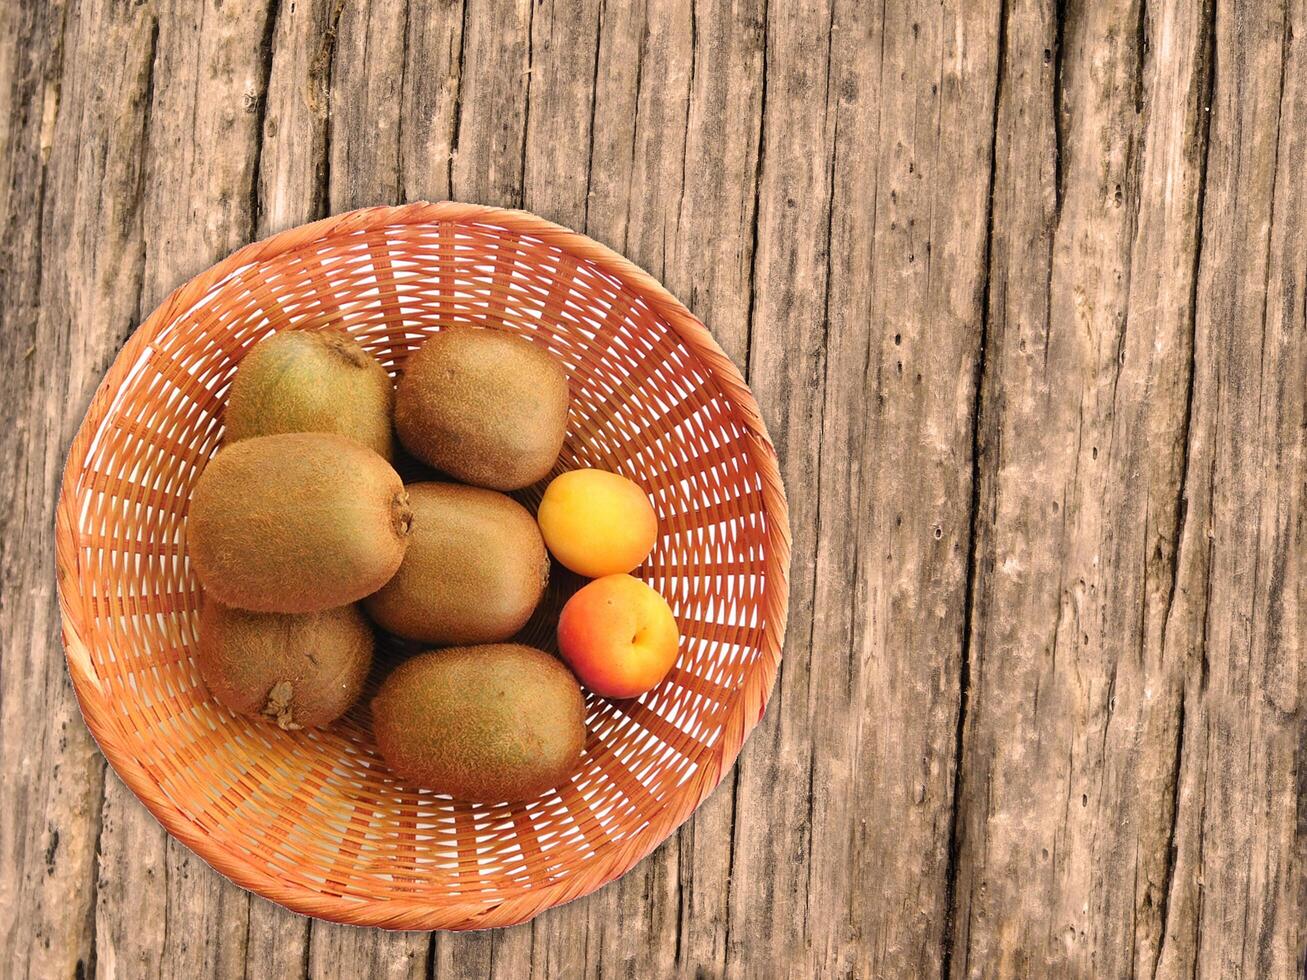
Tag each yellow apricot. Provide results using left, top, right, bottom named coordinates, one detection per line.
left=537, top=469, right=658, bottom=577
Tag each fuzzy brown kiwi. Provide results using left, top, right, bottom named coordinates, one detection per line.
left=188, top=432, right=412, bottom=613
left=394, top=328, right=569, bottom=491
left=371, top=644, right=586, bottom=801
left=224, top=328, right=395, bottom=459
left=363, top=482, right=548, bottom=645
left=196, top=600, right=373, bottom=729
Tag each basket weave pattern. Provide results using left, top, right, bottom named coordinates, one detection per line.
left=55, top=202, right=790, bottom=930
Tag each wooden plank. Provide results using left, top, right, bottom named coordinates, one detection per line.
left=519, top=0, right=603, bottom=224
left=503, top=4, right=650, bottom=975
left=307, top=924, right=428, bottom=980
left=398, top=0, right=464, bottom=205
left=431, top=928, right=528, bottom=980
left=946, top=0, right=1219, bottom=976
left=720, top=0, right=839, bottom=973
left=1155, top=1, right=1306, bottom=976
left=327, top=0, right=408, bottom=211
left=599, top=0, right=695, bottom=284
left=0, top=1, right=112, bottom=977
left=449, top=0, right=532, bottom=208
left=244, top=898, right=311, bottom=980
left=87, top=1, right=278, bottom=977
left=257, top=0, right=342, bottom=236
left=661, top=0, right=767, bottom=368
left=807, top=1, right=1003, bottom=976
left=428, top=0, right=539, bottom=961
left=579, top=0, right=643, bottom=249
left=431, top=3, right=768, bottom=974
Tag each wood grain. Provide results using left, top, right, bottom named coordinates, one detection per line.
left=949, top=0, right=1215, bottom=974
left=1, top=0, right=1302, bottom=976
left=816, top=4, right=1002, bottom=976
left=1164, top=2, right=1306, bottom=974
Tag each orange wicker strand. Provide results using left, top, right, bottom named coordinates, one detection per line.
left=55, top=202, right=791, bottom=931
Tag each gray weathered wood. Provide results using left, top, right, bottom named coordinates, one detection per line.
left=723, top=0, right=838, bottom=968
left=2, top=2, right=160, bottom=977
left=947, top=1, right=1304, bottom=978
left=812, top=2, right=1002, bottom=975
left=1156, top=1, right=1306, bottom=975
left=1, top=0, right=1303, bottom=976
left=257, top=0, right=342, bottom=236
left=947, top=0, right=1216, bottom=974
left=449, top=0, right=532, bottom=209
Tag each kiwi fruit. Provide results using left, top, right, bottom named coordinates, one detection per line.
left=363, top=482, right=548, bottom=645
left=394, top=327, right=569, bottom=490
left=224, top=328, right=395, bottom=459
left=188, top=432, right=412, bottom=613
left=372, top=644, right=586, bottom=801
left=196, top=600, right=372, bottom=729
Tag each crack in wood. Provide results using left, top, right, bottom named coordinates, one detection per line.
left=396, top=0, right=412, bottom=200
left=741, top=0, right=768, bottom=387
left=620, top=12, right=648, bottom=257
left=1160, top=0, right=1218, bottom=656
left=310, top=0, right=347, bottom=218
left=517, top=0, right=536, bottom=210
left=1051, top=0, right=1068, bottom=224
left=80, top=764, right=107, bottom=980
left=1152, top=694, right=1188, bottom=980
left=674, top=0, right=696, bottom=245
left=1134, top=0, right=1149, bottom=113
left=940, top=0, right=1007, bottom=975
left=447, top=0, right=469, bottom=197
left=720, top=763, right=743, bottom=969
left=301, top=922, right=313, bottom=980
left=249, top=0, right=284, bottom=237
left=792, top=106, right=841, bottom=936
left=134, top=16, right=161, bottom=321
left=581, top=0, right=604, bottom=233
left=1252, top=2, right=1293, bottom=396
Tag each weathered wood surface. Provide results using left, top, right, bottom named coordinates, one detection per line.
left=0, top=0, right=1302, bottom=976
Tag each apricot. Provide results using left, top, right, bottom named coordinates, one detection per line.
left=537, top=469, right=657, bottom=577
left=557, top=574, right=680, bottom=698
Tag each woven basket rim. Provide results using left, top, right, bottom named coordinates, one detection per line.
left=54, top=201, right=792, bottom=930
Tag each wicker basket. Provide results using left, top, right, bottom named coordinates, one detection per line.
left=55, top=202, right=790, bottom=930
